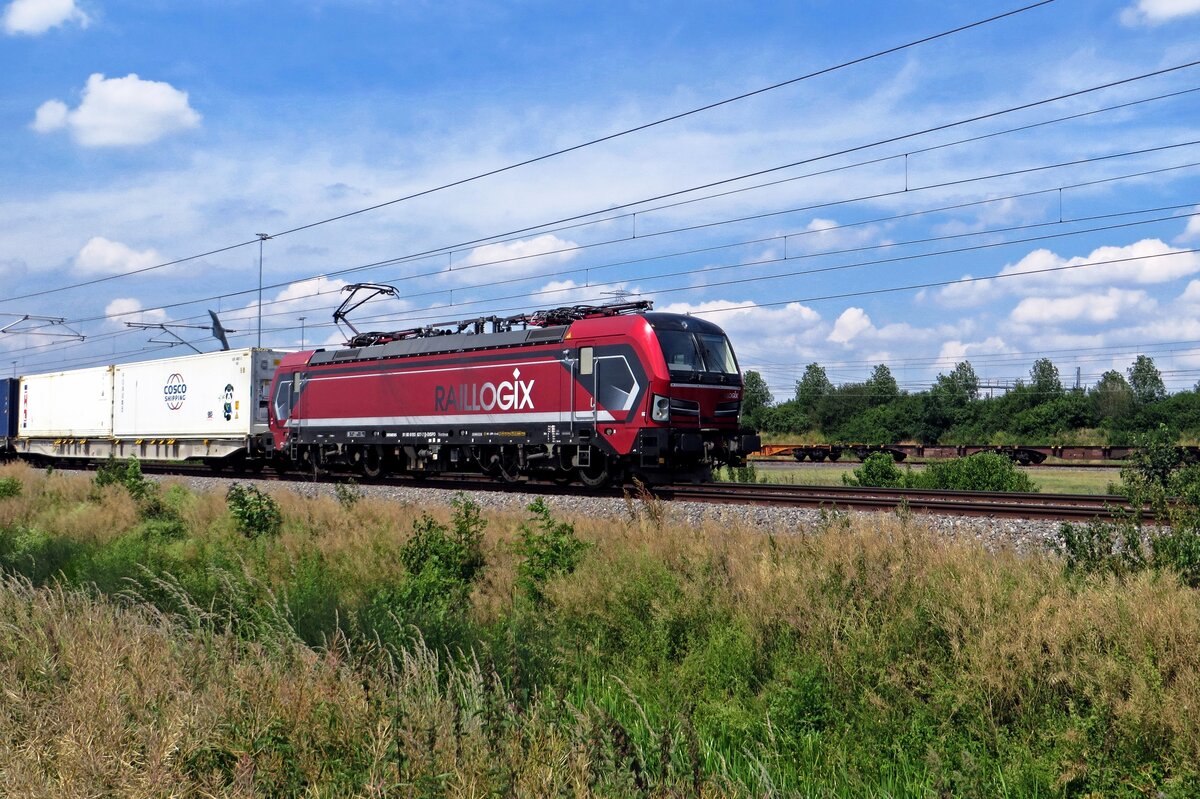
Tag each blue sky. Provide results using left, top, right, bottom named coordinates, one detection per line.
left=3, top=0, right=1200, bottom=399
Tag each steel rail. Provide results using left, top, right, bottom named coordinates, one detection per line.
left=71, top=461, right=1152, bottom=523
left=657, top=482, right=1152, bottom=522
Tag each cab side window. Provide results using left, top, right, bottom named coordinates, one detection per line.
left=273, top=375, right=293, bottom=421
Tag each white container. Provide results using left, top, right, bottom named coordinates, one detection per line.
left=19, top=365, right=115, bottom=438
left=113, top=348, right=286, bottom=438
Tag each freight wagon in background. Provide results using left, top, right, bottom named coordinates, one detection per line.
left=0, top=377, right=17, bottom=457
left=757, top=443, right=1166, bottom=465
left=10, top=349, right=285, bottom=467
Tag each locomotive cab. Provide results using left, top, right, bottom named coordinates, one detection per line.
left=634, top=313, right=760, bottom=481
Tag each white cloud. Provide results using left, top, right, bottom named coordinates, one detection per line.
left=937, top=337, right=1011, bottom=364
left=1179, top=280, right=1200, bottom=303
left=827, top=307, right=873, bottom=344
left=936, top=239, right=1200, bottom=308
left=33, top=73, right=201, bottom=147
left=454, top=234, right=579, bottom=280
left=32, top=99, right=68, bottom=132
left=75, top=237, right=161, bottom=276
left=1010, top=288, right=1155, bottom=324
left=3, top=0, right=87, bottom=35
left=787, top=217, right=888, bottom=255
left=1177, top=209, right=1200, bottom=244
left=658, top=298, right=820, bottom=328
left=104, top=298, right=167, bottom=327
left=528, top=279, right=615, bottom=306
left=934, top=274, right=995, bottom=308
left=1121, top=0, right=1200, bottom=25
left=997, top=240, right=1200, bottom=290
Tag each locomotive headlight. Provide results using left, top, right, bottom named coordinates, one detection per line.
left=651, top=394, right=670, bottom=422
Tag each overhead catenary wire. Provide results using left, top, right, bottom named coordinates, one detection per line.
left=0, top=0, right=1055, bottom=307
left=243, top=235, right=1200, bottom=339
left=238, top=203, right=1200, bottom=336
left=6, top=150, right=1198, bottom=369
left=11, top=47, right=1200, bottom=333
left=20, top=239, right=1200, bottom=380
left=9, top=78, right=1199, bottom=374
left=18, top=132, right=1200, bottom=344
left=9, top=50, right=1200, bottom=369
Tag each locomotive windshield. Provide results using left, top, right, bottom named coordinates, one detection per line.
left=657, top=330, right=739, bottom=376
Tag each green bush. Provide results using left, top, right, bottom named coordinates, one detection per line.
left=226, top=483, right=282, bottom=538
left=0, top=476, right=21, bottom=498
left=728, top=463, right=760, bottom=484
left=1151, top=528, right=1200, bottom=588
left=1057, top=519, right=1147, bottom=580
left=399, top=496, right=486, bottom=594
left=1123, top=423, right=1182, bottom=489
left=94, top=456, right=152, bottom=501
left=843, top=451, right=904, bottom=488
left=914, top=452, right=1037, bottom=493
left=333, top=480, right=363, bottom=509
left=0, top=524, right=82, bottom=583
left=846, top=452, right=1037, bottom=493
left=363, top=496, right=487, bottom=651
left=514, top=498, right=590, bottom=604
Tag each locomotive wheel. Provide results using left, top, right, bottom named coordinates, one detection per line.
left=359, top=447, right=384, bottom=479
left=577, top=453, right=611, bottom=488
left=496, top=449, right=522, bottom=484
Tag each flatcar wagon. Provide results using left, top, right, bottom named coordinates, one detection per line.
left=269, top=299, right=759, bottom=485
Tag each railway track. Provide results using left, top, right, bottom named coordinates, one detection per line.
left=99, top=463, right=1149, bottom=524
left=656, top=483, right=1150, bottom=522
left=751, top=458, right=1125, bottom=470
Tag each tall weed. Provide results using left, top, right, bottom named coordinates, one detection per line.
left=514, top=498, right=589, bottom=605
left=226, top=483, right=282, bottom=538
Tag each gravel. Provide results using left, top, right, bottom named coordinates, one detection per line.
left=158, top=473, right=1068, bottom=555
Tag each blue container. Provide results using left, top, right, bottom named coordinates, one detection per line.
left=0, top=378, right=17, bottom=439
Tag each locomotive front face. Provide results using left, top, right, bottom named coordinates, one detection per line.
left=637, top=313, right=760, bottom=477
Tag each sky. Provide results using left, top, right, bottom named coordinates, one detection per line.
left=3, top=0, right=1200, bottom=400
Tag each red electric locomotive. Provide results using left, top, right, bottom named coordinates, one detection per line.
left=266, top=287, right=759, bottom=485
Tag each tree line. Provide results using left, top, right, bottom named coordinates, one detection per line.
left=740, top=354, right=1200, bottom=445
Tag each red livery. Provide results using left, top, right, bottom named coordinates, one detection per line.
left=266, top=298, right=759, bottom=484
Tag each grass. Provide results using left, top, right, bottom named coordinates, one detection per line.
left=1, top=460, right=1199, bottom=797
left=738, top=462, right=1120, bottom=494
